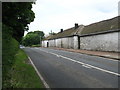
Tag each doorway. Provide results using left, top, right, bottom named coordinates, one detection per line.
left=47, top=42, right=49, bottom=47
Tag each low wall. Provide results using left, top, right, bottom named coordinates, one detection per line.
left=80, top=31, right=119, bottom=52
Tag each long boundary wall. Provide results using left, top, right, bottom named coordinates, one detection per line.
left=42, top=31, right=119, bottom=52
left=80, top=31, right=119, bottom=52
left=48, top=36, right=76, bottom=49
left=42, top=40, right=48, bottom=47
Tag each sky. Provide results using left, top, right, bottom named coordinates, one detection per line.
left=26, top=0, right=119, bottom=36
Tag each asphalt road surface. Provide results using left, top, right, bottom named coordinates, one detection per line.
left=24, top=47, right=119, bottom=88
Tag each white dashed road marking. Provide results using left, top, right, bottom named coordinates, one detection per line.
left=82, top=64, right=92, bottom=69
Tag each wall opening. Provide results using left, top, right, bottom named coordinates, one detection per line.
left=78, top=36, right=80, bottom=49
left=47, top=42, right=49, bottom=47
left=61, top=39, right=63, bottom=48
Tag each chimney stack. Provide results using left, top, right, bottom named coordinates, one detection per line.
left=60, top=29, right=63, bottom=32
left=75, top=23, right=79, bottom=29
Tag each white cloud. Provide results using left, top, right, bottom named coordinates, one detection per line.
left=27, top=0, right=119, bottom=35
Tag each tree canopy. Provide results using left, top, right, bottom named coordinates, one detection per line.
left=2, top=2, right=35, bottom=42
left=2, top=2, right=35, bottom=87
left=49, top=30, right=56, bottom=35
left=22, top=31, right=45, bottom=46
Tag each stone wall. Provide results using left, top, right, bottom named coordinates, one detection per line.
left=49, top=39, right=55, bottom=47
left=55, top=38, right=62, bottom=48
left=68, top=37, right=74, bottom=49
left=61, top=37, right=74, bottom=48
left=48, top=36, right=76, bottom=49
left=73, top=36, right=78, bottom=49
left=61, top=38, right=69, bottom=48
left=42, top=31, right=119, bottom=52
left=42, top=40, right=48, bottom=47
left=41, top=41, right=44, bottom=47
left=80, top=31, right=119, bottom=52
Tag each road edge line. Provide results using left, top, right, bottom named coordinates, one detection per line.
left=28, top=56, right=50, bottom=89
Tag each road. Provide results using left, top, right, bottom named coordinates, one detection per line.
left=24, top=47, right=119, bottom=88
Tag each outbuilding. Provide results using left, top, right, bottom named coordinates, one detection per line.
left=42, top=16, right=120, bottom=52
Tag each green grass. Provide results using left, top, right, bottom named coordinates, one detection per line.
left=10, top=49, right=44, bottom=88
left=32, top=44, right=41, bottom=47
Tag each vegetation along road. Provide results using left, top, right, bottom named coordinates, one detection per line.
left=24, top=47, right=119, bottom=88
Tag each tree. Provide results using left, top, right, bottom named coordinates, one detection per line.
left=22, top=31, right=45, bottom=46
left=2, top=2, right=35, bottom=87
left=49, top=30, right=56, bottom=35
left=2, top=2, right=35, bottom=42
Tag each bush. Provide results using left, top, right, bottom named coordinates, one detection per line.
left=22, top=31, right=44, bottom=46
left=2, top=24, right=19, bottom=87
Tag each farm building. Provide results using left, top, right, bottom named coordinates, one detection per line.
left=42, top=16, right=120, bottom=52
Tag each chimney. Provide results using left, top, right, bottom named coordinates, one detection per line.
left=75, top=23, right=79, bottom=29
left=60, top=29, right=63, bottom=32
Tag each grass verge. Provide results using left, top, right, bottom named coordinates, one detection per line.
left=31, top=44, right=41, bottom=47
left=10, top=49, right=44, bottom=88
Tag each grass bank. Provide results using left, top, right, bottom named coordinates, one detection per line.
left=10, top=49, right=44, bottom=88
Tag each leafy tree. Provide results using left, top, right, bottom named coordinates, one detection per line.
left=34, top=31, right=45, bottom=39
left=2, top=2, right=35, bottom=87
left=27, top=30, right=45, bottom=39
left=49, top=30, right=56, bottom=35
left=22, top=31, right=45, bottom=46
left=2, top=2, right=35, bottom=42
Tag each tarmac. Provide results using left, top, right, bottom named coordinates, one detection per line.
left=49, top=47, right=120, bottom=60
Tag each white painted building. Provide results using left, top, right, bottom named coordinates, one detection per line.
left=42, top=16, right=120, bottom=52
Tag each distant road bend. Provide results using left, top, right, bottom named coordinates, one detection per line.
left=24, top=47, right=119, bottom=88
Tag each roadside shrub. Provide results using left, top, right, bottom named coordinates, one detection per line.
left=2, top=24, right=19, bottom=87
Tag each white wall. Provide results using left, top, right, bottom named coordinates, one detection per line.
left=42, top=31, right=119, bottom=52
left=48, top=37, right=78, bottom=49
left=56, top=38, right=62, bottom=48
left=61, top=38, right=69, bottom=48
left=80, top=32, right=119, bottom=52
left=73, top=36, right=78, bottom=49
left=48, top=37, right=76, bottom=49
left=68, top=37, right=74, bottom=49
left=49, top=40, right=55, bottom=47
left=57, top=37, right=75, bottom=49
left=42, top=40, right=48, bottom=47
left=42, top=41, right=44, bottom=47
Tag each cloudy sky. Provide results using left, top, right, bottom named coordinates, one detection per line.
left=27, top=0, right=119, bottom=36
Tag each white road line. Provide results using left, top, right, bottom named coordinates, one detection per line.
left=28, top=56, right=50, bottom=89
left=82, top=64, right=92, bottom=69
left=39, top=49, right=120, bottom=76
left=39, top=47, right=119, bottom=62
